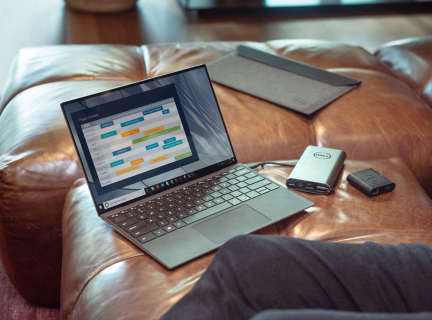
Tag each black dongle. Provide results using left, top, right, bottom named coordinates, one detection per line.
left=346, top=168, right=395, bottom=197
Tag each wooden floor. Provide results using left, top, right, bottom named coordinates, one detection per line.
left=1, top=0, right=432, bottom=91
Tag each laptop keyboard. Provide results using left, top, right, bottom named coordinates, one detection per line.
left=107, top=166, right=280, bottom=244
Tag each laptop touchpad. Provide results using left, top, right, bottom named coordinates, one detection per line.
left=192, top=205, right=271, bottom=244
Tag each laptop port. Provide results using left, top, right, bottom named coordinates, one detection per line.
left=372, top=189, right=379, bottom=195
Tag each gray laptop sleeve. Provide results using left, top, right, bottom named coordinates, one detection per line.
left=206, top=43, right=361, bottom=115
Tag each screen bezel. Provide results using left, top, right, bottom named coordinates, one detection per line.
left=60, top=64, right=238, bottom=216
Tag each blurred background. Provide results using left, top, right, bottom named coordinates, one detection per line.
left=1, top=0, right=432, bottom=92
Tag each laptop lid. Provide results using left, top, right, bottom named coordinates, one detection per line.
left=61, top=65, right=237, bottom=216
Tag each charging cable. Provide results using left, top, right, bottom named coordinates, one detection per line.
left=247, top=161, right=296, bottom=169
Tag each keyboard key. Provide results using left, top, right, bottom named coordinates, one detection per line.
left=184, top=202, right=196, bottom=209
left=237, top=182, right=248, bottom=188
left=166, top=209, right=177, bottom=216
left=246, top=191, right=260, bottom=198
left=136, top=214, right=148, bottom=221
left=219, top=188, right=230, bottom=195
left=156, top=206, right=167, bottom=213
left=213, top=197, right=225, bottom=204
left=176, top=212, right=188, bottom=219
left=174, top=206, right=186, bottom=212
left=194, top=192, right=204, bottom=198
left=144, top=204, right=156, bottom=210
left=138, top=232, right=156, bottom=244
left=203, top=189, right=213, bottom=195
left=231, top=191, right=242, bottom=197
left=157, top=219, right=168, bottom=227
left=228, top=178, right=239, bottom=185
left=164, top=197, right=175, bottom=203
left=229, top=199, right=242, bottom=206
left=137, top=223, right=159, bottom=235
left=228, top=185, right=239, bottom=191
left=109, top=213, right=120, bottom=220
left=236, top=176, right=247, bottom=182
left=245, top=176, right=264, bottom=185
left=175, top=199, right=187, bottom=205
left=144, top=217, right=157, bottom=225
left=211, top=185, right=222, bottom=191
left=195, top=205, right=207, bottom=211
left=185, top=195, right=195, bottom=202
left=131, top=227, right=150, bottom=238
left=182, top=202, right=233, bottom=225
left=119, top=217, right=138, bottom=228
left=113, top=215, right=127, bottom=224
left=218, top=177, right=228, bottom=183
left=222, top=194, right=234, bottom=201
left=154, top=200, right=165, bottom=207
left=239, top=187, right=251, bottom=194
left=245, top=172, right=257, bottom=178
left=166, top=203, right=176, bottom=209
left=258, top=188, right=270, bottom=194
left=204, top=201, right=216, bottom=208
left=211, top=191, right=222, bottom=198
left=238, top=195, right=250, bottom=202
left=126, top=221, right=148, bottom=233
left=194, top=199, right=204, bottom=205
left=218, top=182, right=230, bottom=188
left=163, top=225, right=176, bottom=233
left=173, top=220, right=186, bottom=228
left=155, top=213, right=167, bottom=220
left=226, top=174, right=236, bottom=179
left=267, top=183, right=279, bottom=190
left=235, top=166, right=245, bottom=171
left=146, top=210, right=157, bottom=217
left=248, top=180, right=271, bottom=190
left=125, top=211, right=136, bottom=218
left=202, top=195, right=214, bottom=201
left=186, top=208, right=198, bottom=215
left=134, top=208, right=147, bottom=214
left=166, top=216, right=179, bottom=223
left=153, top=229, right=167, bottom=237
left=234, top=168, right=249, bottom=176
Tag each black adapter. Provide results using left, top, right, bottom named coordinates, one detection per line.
left=347, top=168, right=395, bottom=197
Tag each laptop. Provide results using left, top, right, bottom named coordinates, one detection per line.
left=61, top=64, right=314, bottom=269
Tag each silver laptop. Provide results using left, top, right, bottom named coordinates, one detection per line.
left=61, top=65, right=313, bottom=269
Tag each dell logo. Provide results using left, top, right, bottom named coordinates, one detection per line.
left=366, top=175, right=377, bottom=181
left=314, top=152, right=331, bottom=159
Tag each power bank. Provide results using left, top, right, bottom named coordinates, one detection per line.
left=347, top=168, right=395, bottom=197
left=286, top=146, right=346, bottom=194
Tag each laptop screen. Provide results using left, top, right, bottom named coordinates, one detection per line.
left=61, top=65, right=236, bottom=215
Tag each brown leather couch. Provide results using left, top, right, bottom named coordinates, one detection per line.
left=0, top=37, right=432, bottom=309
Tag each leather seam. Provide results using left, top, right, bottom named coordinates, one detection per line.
left=0, top=78, right=137, bottom=116
left=136, top=46, right=147, bottom=79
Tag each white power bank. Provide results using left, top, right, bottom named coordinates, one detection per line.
left=286, top=146, right=346, bottom=194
